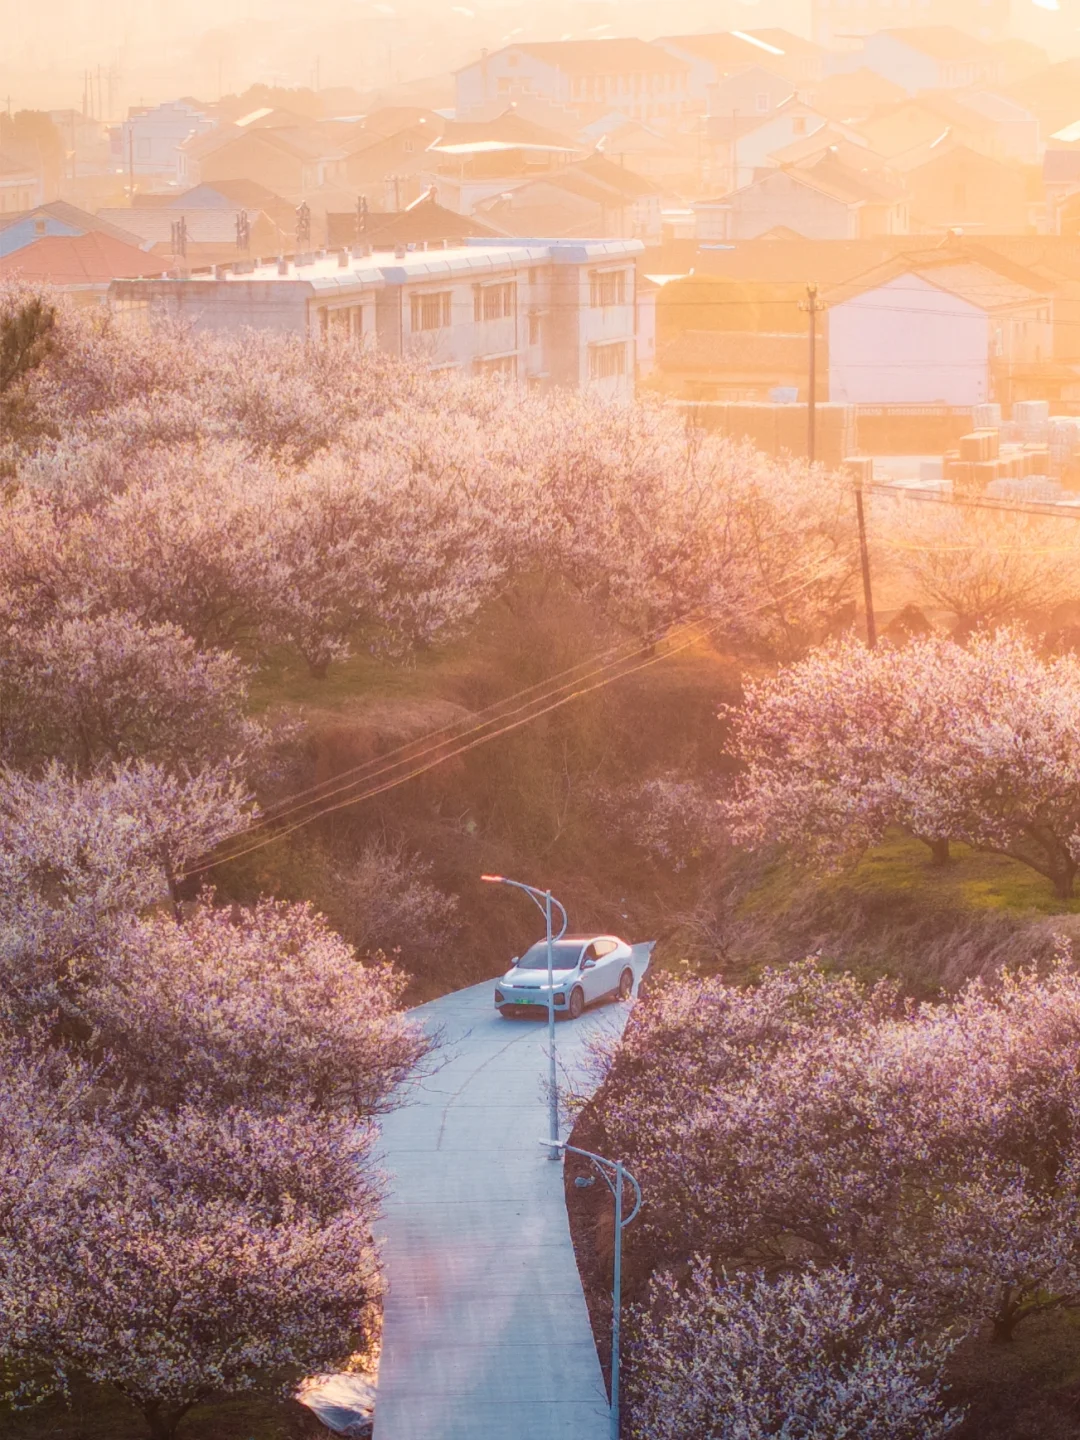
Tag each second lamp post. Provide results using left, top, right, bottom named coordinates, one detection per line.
left=481, top=873, right=567, bottom=1158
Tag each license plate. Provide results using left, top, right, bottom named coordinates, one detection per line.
left=514, top=998, right=535, bottom=1004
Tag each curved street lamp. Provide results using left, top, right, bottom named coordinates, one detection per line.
left=544, top=1139, right=642, bottom=1440
left=481, top=874, right=567, bottom=1159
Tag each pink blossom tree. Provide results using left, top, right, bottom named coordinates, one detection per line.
left=724, top=629, right=1080, bottom=893
left=0, top=610, right=262, bottom=772
left=87, top=897, right=431, bottom=1113
left=0, top=1027, right=384, bottom=1440
left=627, top=1262, right=964, bottom=1440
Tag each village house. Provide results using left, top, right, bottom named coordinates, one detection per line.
left=694, top=158, right=907, bottom=241
left=0, top=152, right=43, bottom=214
left=827, top=257, right=1051, bottom=405
left=0, top=230, right=162, bottom=304
left=0, top=200, right=145, bottom=258
left=656, top=30, right=825, bottom=104
left=109, top=237, right=644, bottom=397
left=471, top=154, right=662, bottom=242
left=113, top=101, right=214, bottom=181
left=454, top=40, right=694, bottom=128
left=812, top=0, right=1010, bottom=47
left=903, top=143, right=1038, bottom=233
left=844, top=28, right=1006, bottom=95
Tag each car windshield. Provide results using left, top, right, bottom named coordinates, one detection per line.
left=516, top=940, right=582, bottom=969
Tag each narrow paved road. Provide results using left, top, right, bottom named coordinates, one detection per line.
left=372, top=944, right=651, bottom=1440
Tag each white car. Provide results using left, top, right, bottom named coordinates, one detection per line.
left=494, top=935, right=635, bottom=1020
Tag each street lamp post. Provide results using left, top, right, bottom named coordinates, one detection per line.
left=481, top=874, right=568, bottom=1158
left=544, top=1139, right=642, bottom=1440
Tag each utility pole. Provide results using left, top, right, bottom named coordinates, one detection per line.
left=800, top=283, right=822, bottom=465
left=854, top=476, right=878, bottom=649
left=127, top=122, right=134, bottom=200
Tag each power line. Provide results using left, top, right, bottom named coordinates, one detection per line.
left=187, top=574, right=822, bottom=876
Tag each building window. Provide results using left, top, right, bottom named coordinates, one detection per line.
left=475, top=354, right=517, bottom=378
left=411, top=290, right=453, bottom=331
left=528, top=311, right=541, bottom=345
left=473, top=281, right=516, bottom=321
left=589, top=342, right=627, bottom=379
left=756, top=93, right=770, bottom=112
left=589, top=269, right=626, bottom=307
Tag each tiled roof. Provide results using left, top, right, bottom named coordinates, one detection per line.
left=0, top=231, right=164, bottom=283
left=96, top=207, right=263, bottom=244
left=483, top=39, right=689, bottom=76
left=0, top=200, right=147, bottom=247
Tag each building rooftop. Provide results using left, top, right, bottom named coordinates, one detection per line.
left=459, top=38, right=689, bottom=77
left=0, top=231, right=164, bottom=284
left=133, top=237, right=643, bottom=295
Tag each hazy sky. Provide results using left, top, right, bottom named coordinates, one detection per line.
left=0, top=0, right=1075, bottom=116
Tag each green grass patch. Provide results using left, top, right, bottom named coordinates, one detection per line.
left=742, top=831, right=1080, bottom=923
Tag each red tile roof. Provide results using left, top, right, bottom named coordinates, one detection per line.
left=0, top=231, right=164, bottom=283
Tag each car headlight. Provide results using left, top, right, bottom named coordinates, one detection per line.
left=554, top=993, right=565, bottom=1004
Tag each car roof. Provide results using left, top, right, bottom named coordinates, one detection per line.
left=531, top=934, right=621, bottom=944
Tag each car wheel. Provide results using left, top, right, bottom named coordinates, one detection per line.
left=618, top=968, right=634, bottom=1001
left=568, top=987, right=585, bottom=1020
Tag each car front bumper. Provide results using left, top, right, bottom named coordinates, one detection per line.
left=494, top=984, right=570, bottom=1012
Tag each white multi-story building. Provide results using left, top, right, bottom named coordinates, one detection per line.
left=109, top=238, right=644, bottom=397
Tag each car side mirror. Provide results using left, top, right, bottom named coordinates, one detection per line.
left=510, top=957, right=519, bottom=966
left=581, top=957, right=596, bottom=970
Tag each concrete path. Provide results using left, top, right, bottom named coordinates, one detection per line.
left=372, top=944, right=651, bottom=1440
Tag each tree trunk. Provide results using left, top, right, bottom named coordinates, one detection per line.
left=1054, top=868, right=1075, bottom=901
left=143, top=1403, right=185, bottom=1440
left=929, top=838, right=950, bottom=866
left=991, top=1313, right=1018, bottom=1343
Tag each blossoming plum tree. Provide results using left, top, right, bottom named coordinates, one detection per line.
left=723, top=628, right=1080, bottom=895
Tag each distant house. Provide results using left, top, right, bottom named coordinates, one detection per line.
left=953, top=92, right=1039, bottom=165
left=828, top=259, right=1051, bottom=405
left=472, top=154, right=662, bottom=242
left=454, top=40, right=694, bottom=127
left=179, top=127, right=346, bottom=200
left=855, top=95, right=986, bottom=161
left=1044, top=151, right=1080, bottom=233
left=695, top=160, right=907, bottom=242
left=344, top=118, right=447, bottom=209
left=580, top=116, right=694, bottom=188
left=0, top=231, right=163, bottom=303
left=95, top=205, right=287, bottom=265
left=327, top=190, right=499, bottom=249
left=0, top=152, right=43, bottom=214
left=812, top=0, right=1009, bottom=47
left=850, top=28, right=1005, bottom=95
left=113, top=102, right=214, bottom=181
left=706, top=98, right=858, bottom=191
left=110, top=238, right=644, bottom=398
left=904, top=144, right=1037, bottom=234
left=709, top=65, right=797, bottom=123
left=656, top=30, right=825, bottom=103
left=804, top=69, right=907, bottom=124
left=0, top=200, right=146, bottom=259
